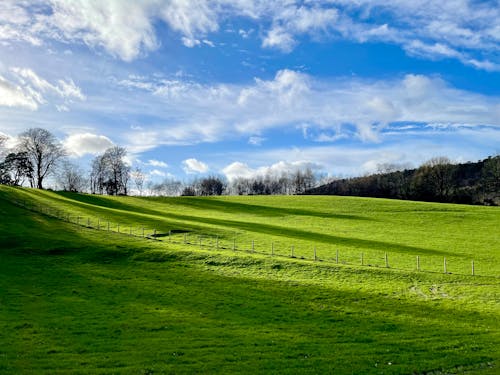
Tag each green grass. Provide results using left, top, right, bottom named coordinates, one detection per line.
left=0, top=186, right=499, bottom=374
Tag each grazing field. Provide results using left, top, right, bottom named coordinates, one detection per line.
left=0, top=186, right=499, bottom=374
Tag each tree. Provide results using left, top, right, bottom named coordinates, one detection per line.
left=199, top=176, right=225, bottom=196
left=131, top=167, right=146, bottom=196
left=0, top=152, right=34, bottom=186
left=0, top=134, right=7, bottom=159
left=150, top=178, right=184, bottom=196
left=17, top=128, right=66, bottom=189
left=90, top=146, right=130, bottom=195
left=58, top=161, right=86, bottom=192
left=411, top=157, right=456, bottom=201
left=481, top=155, right=500, bottom=204
left=90, top=154, right=107, bottom=194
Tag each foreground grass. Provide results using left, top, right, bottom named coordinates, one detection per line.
left=0, top=187, right=499, bottom=373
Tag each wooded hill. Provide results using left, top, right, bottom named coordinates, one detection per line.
left=307, top=156, right=500, bottom=205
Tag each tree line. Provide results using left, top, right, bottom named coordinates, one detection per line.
left=0, top=127, right=321, bottom=197
left=307, top=156, right=500, bottom=205
left=1, top=128, right=498, bottom=204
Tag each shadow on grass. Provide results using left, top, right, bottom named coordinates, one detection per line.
left=137, top=195, right=373, bottom=221
left=14, top=189, right=454, bottom=256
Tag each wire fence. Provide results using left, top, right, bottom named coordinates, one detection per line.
left=8, top=198, right=493, bottom=278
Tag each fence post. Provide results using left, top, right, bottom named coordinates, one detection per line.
left=472, top=260, right=475, bottom=276
left=361, top=252, right=364, bottom=266
left=142, top=227, right=145, bottom=238
left=291, top=245, right=294, bottom=258
left=184, top=233, right=187, bottom=244
left=233, top=238, right=236, bottom=251
left=314, top=246, right=317, bottom=261
left=129, top=227, right=132, bottom=236
left=199, top=235, right=202, bottom=248
left=271, top=242, right=274, bottom=256
left=443, top=257, right=447, bottom=274
left=153, top=229, right=156, bottom=239
left=216, top=236, right=219, bottom=249
left=97, top=219, right=100, bottom=230
left=169, top=230, right=172, bottom=242
left=385, top=253, right=389, bottom=268
left=117, top=224, right=120, bottom=233
left=417, top=255, right=420, bottom=271
left=252, top=240, right=255, bottom=253
left=107, top=221, right=110, bottom=232
left=336, top=249, right=339, bottom=264
left=77, top=216, right=80, bottom=226
left=87, top=218, right=91, bottom=227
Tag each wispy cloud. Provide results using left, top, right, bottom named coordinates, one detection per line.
left=0, top=67, right=85, bottom=111
left=112, top=70, right=499, bottom=153
left=1, top=1, right=498, bottom=69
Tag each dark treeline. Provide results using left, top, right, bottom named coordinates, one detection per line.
left=307, top=156, right=500, bottom=206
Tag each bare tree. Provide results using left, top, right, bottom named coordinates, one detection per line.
left=131, top=167, right=146, bottom=196
left=90, top=154, right=107, bottom=194
left=151, top=178, right=184, bottom=196
left=58, top=161, right=86, bottom=192
left=17, top=128, right=66, bottom=189
left=0, top=134, right=7, bottom=159
left=90, top=146, right=130, bottom=195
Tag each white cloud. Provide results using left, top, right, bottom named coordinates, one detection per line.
left=248, top=136, right=265, bottom=146
left=0, top=67, right=85, bottom=111
left=263, top=5, right=338, bottom=52
left=182, top=158, right=209, bottom=174
left=63, top=133, right=114, bottom=157
left=0, top=1, right=497, bottom=69
left=111, top=69, right=499, bottom=153
left=0, top=75, right=39, bottom=110
left=222, top=160, right=323, bottom=181
left=147, top=159, right=168, bottom=168
left=149, top=169, right=167, bottom=177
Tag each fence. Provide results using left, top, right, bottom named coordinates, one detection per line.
left=9, top=198, right=488, bottom=277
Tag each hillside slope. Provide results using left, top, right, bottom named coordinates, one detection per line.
left=0, top=186, right=499, bottom=374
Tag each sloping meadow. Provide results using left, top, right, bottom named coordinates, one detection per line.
left=0, top=186, right=499, bottom=373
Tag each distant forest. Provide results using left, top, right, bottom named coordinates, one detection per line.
left=307, top=156, right=500, bottom=206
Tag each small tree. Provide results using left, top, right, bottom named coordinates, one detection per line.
left=0, top=152, right=34, bottom=186
left=90, top=146, right=130, bottom=195
left=58, top=161, right=86, bottom=192
left=0, top=134, right=7, bottom=159
left=17, top=128, right=66, bottom=189
left=131, top=167, right=146, bottom=196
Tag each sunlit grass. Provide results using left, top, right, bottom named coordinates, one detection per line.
left=0, top=186, right=499, bottom=374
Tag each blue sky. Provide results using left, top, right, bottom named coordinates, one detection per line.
left=0, top=0, right=499, bottom=184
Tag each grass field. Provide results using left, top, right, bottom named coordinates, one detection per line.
left=0, top=186, right=499, bottom=374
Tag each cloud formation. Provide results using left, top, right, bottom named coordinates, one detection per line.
left=117, top=70, right=499, bottom=152
left=1, top=1, right=498, bottom=69
left=63, top=133, right=114, bottom=157
left=222, top=160, right=322, bottom=182
left=182, top=158, right=209, bottom=174
left=0, top=67, right=85, bottom=111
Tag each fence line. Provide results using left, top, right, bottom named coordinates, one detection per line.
left=8, top=198, right=489, bottom=277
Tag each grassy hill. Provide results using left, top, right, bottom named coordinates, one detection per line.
left=0, top=186, right=499, bottom=374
